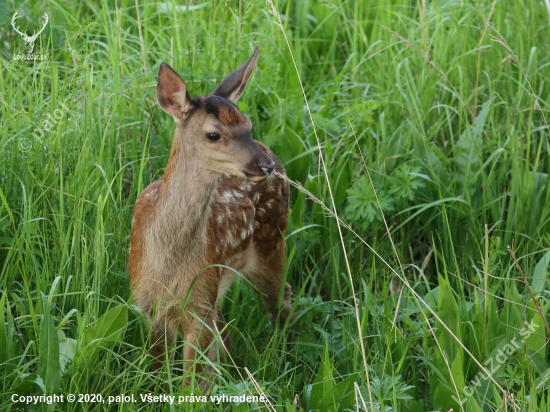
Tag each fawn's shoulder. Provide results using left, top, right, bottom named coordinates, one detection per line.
left=208, top=142, right=289, bottom=258
left=132, top=177, right=164, bottom=225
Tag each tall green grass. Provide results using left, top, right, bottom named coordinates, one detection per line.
left=1, top=0, right=549, bottom=410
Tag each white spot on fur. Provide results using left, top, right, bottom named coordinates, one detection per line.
left=266, top=178, right=276, bottom=192
left=239, top=180, right=252, bottom=191
left=222, top=191, right=235, bottom=204
left=229, top=235, right=241, bottom=248
left=253, top=192, right=261, bottom=204
left=242, top=211, right=247, bottom=223
left=216, top=213, right=224, bottom=224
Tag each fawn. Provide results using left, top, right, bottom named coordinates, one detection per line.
left=129, top=46, right=292, bottom=388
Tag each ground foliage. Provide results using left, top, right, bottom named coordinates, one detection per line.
left=1, top=0, right=550, bottom=410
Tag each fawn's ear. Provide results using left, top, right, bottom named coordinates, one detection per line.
left=156, top=62, right=193, bottom=120
left=211, top=46, right=259, bottom=103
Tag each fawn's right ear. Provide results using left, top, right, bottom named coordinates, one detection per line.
left=156, top=63, right=193, bottom=120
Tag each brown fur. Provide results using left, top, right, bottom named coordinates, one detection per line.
left=129, top=49, right=291, bottom=391
left=198, top=95, right=245, bottom=126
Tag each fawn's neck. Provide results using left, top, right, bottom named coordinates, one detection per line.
left=149, top=131, right=218, bottom=259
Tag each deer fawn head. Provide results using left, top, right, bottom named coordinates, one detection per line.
left=156, top=46, right=274, bottom=181
left=11, top=11, right=49, bottom=54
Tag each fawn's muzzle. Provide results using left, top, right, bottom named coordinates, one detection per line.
left=258, top=160, right=275, bottom=175
left=242, top=152, right=275, bottom=180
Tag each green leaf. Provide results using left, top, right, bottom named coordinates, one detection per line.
left=436, top=276, right=462, bottom=361
left=423, top=286, right=439, bottom=310
left=470, top=297, right=484, bottom=368
left=78, top=305, right=128, bottom=369
left=38, top=297, right=61, bottom=395
left=316, top=375, right=356, bottom=411
left=466, top=397, right=484, bottom=412
left=58, top=329, right=77, bottom=374
left=345, top=175, right=394, bottom=226
left=11, top=373, right=47, bottom=396
left=531, top=250, right=550, bottom=295
left=472, top=99, right=493, bottom=140
left=333, top=152, right=351, bottom=207
left=367, top=374, right=414, bottom=407
left=455, top=98, right=492, bottom=170
left=500, top=280, right=522, bottom=343
left=284, top=398, right=298, bottom=412
left=389, top=164, right=425, bottom=201
left=450, top=350, right=465, bottom=395
left=83, top=305, right=128, bottom=347
left=307, top=343, right=334, bottom=410
left=484, top=295, right=500, bottom=356
left=432, top=383, right=462, bottom=412
left=290, top=190, right=305, bottom=229
left=401, top=398, right=425, bottom=412
left=5, top=295, right=19, bottom=366
left=0, top=292, right=8, bottom=369
left=534, top=367, right=550, bottom=391
left=0, top=292, right=19, bottom=371
left=524, top=300, right=548, bottom=362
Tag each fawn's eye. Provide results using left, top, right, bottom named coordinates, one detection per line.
left=206, top=133, right=220, bottom=142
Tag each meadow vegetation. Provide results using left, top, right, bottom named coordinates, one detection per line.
left=1, top=0, right=550, bottom=410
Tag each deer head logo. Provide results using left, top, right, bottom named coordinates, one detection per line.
left=11, top=11, right=49, bottom=54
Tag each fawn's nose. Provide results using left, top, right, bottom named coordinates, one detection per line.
left=258, top=160, right=275, bottom=175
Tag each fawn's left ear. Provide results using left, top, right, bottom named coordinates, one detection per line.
left=211, top=46, right=259, bottom=103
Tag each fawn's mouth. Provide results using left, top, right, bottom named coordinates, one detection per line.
left=242, top=169, right=269, bottom=181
